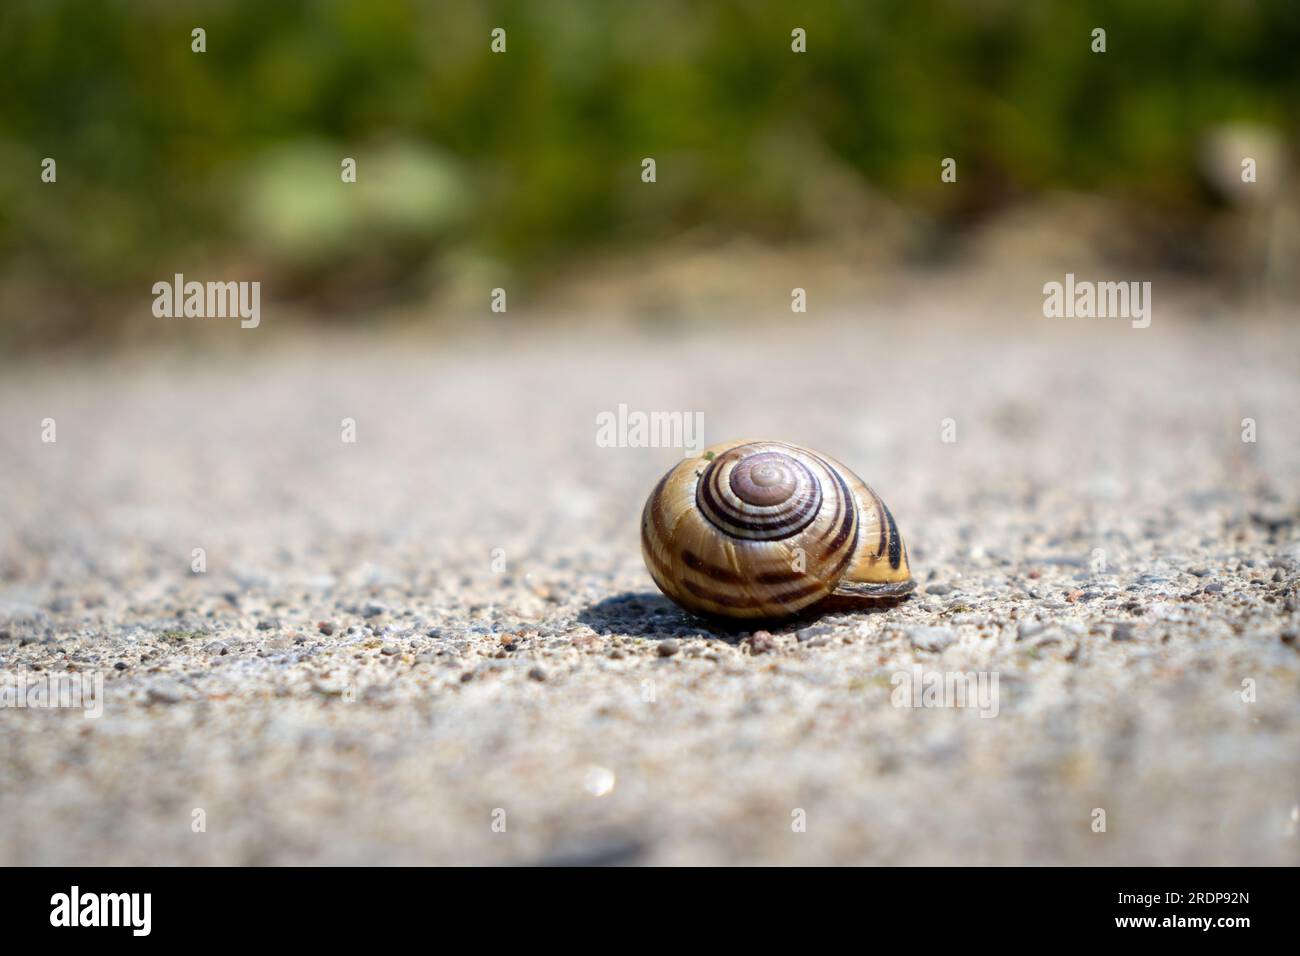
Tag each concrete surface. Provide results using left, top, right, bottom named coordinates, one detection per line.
left=2, top=300, right=1298, bottom=864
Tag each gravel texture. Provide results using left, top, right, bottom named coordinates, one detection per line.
left=2, top=301, right=1299, bottom=865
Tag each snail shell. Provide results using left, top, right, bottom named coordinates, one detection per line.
left=641, top=440, right=914, bottom=620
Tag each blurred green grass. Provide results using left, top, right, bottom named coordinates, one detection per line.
left=0, top=0, right=1297, bottom=345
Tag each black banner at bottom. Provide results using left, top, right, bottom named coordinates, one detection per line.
left=0, top=866, right=1284, bottom=942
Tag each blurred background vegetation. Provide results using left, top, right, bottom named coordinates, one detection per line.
left=1, top=0, right=1297, bottom=349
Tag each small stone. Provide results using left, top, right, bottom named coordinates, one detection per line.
left=317, top=621, right=334, bottom=636
left=907, top=626, right=957, bottom=652
left=746, top=631, right=777, bottom=655
left=1112, top=623, right=1135, bottom=642
left=1202, top=583, right=1224, bottom=594
left=202, top=640, right=228, bottom=655
left=113, top=661, right=128, bottom=671
left=147, top=680, right=187, bottom=704
left=1250, top=512, right=1293, bottom=535
left=925, top=583, right=954, bottom=596
left=256, top=620, right=274, bottom=631
left=380, top=644, right=399, bottom=655
left=795, top=625, right=833, bottom=643
left=363, top=602, right=386, bottom=619
left=1017, top=621, right=1047, bottom=641
left=528, top=666, right=547, bottom=681
left=657, top=639, right=680, bottom=657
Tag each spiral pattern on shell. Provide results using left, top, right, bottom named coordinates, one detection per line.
left=696, top=450, right=823, bottom=540
left=641, top=440, right=913, bottom=621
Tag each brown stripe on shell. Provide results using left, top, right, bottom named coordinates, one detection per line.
left=681, top=575, right=828, bottom=610
left=788, top=458, right=858, bottom=585
left=868, top=488, right=888, bottom=558
left=681, top=549, right=742, bottom=584
left=753, top=569, right=806, bottom=585
left=883, top=503, right=902, bottom=570
left=645, top=473, right=675, bottom=550
left=821, top=522, right=859, bottom=583
left=641, top=516, right=678, bottom=588
left=820, top=456, right=857, bottom=557
left=642, top=474, right=682, bottom=586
